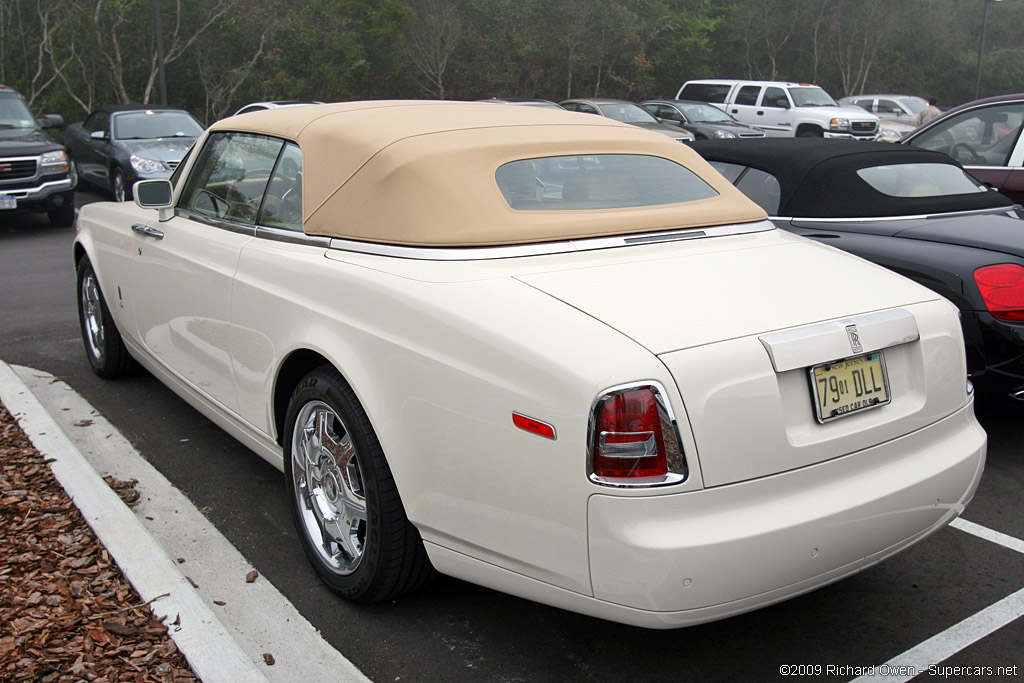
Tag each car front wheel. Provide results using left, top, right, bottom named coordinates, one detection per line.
left=284, top=366, right=434, bottom=602
left=112, top=168, right=130, bottom=202
left=77, top=257, right=137, bottom=378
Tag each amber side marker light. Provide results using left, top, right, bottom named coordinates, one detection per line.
left=975, top=264, right=1024, bottom=321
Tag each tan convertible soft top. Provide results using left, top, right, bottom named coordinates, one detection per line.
left=213, top=101, right=765, bottom=247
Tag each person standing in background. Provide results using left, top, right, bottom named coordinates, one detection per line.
left=917, top=97, right=942, bottom=126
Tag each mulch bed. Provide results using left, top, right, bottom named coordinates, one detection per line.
left=0, top=401, right=199, bottom=682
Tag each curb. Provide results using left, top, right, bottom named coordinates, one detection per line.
left=0, top=360, right=272, bottom=683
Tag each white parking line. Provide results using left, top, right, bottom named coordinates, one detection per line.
left=852, top=519, right=1024, bottom=683
left=950, top=517, right=1024, bottom=556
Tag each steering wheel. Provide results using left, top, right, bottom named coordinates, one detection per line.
left=950, top=142, right=983, bottom=165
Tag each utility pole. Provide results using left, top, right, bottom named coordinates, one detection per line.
left=155, top=0, right=168, bottom=105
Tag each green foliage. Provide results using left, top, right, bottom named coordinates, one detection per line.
left=2, top=0, right=1022, bottom=125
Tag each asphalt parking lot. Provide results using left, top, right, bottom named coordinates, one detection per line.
left=2, top=198, right=1022, bottom=682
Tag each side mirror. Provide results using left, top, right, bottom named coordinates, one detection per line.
left=134, top=179, right=174, bottom=221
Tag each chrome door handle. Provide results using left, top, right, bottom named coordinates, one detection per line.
left=132, top=224, right=164, bottom=239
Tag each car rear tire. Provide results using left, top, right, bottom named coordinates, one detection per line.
left=48, top=202, right=75, bottom=228
left=76, top=257, right=138, bottom=378
left=284, top=366, right=434, bottom=602
left=112, top=168, right=130, bottom=202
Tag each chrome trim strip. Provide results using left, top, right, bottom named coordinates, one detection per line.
left=586, top=380, right=688, bottom=489
left=255, top=225, right=332, bottom=247
left=327, top=220, right=774, bottom=261
left=759, top=308, right=920, bottom=373
left=778, top=205, right=1021, bottom=223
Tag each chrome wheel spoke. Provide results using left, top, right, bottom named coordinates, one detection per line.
left=291, top=401, right=367, bottom=575
left=81, top=274, right=105, bottom=359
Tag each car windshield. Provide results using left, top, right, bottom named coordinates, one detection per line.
left=679, top=103, right=734, bottom=123
left=599, top=103, right=660, bottom=124
left=496, top=153, right=718, bottom=211
left=788, top=87, right=837, bottom=107
left=856, top=163, right=989, bottom=197
left=0, top=94, right=36, bottom=129
left=113, top=111, right=204, bottom=140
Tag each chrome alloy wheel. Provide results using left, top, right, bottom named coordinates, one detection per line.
left=291, top=400, right=367, bottom=575
left=80, top=270, right=106, bottom=364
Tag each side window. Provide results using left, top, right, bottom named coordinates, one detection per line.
left=734, top=167, right=781, bottom=214
left=85, top=112, right=109, bottom=135
left=878, top=100, right=901, bottom=115
left=679, top=83, right=731, bottom=103
left=762, top=87, right=789, bottom=109
left=909, top=103, right=1024, bottom=166
left=658, top=105, right=683, bottom=122
left=576, top=103, right=599, bottom=115
left=734, top=86, right=761, bottom=106
left=258, top=142, right=303, bottom=231
left=852, top=99, right=874, bottom=111
left=178, top=131, right=285, bottom=225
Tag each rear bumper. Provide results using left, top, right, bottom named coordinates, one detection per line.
left=586, top=400, right=985, bottom=627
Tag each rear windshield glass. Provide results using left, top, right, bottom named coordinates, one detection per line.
left=856, top=163, right=989, bottom=197
left=496, top=154, right=718, bottom=211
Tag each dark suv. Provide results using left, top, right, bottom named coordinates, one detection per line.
left=0, top=84, right=75, bottom=226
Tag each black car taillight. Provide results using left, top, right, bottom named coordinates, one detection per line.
left=975, top=264, right=1024, bottom=321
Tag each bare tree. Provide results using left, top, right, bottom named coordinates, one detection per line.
left=0, top=0, right=75, bottom=107
left=403, top=0, right=462, bottom=99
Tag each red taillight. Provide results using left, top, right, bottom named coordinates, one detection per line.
left=975, top=264, right=1024, bottom=321
left=590, top=385, right=684, bottom=484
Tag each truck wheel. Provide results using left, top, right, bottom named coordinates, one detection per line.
left=798, top=127, right=823, bottom=137
left=48, top=202, right=76, bottom=228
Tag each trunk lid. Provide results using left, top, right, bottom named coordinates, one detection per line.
left=517, top=230, right=967, bottom=487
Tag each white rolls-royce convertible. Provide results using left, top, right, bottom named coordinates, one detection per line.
left=73, top=101, right=986, bottom=628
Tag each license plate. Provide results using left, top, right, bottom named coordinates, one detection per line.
left=810, top=352, right=890, bottom=423
left=0, top=195, right=15, bottom=210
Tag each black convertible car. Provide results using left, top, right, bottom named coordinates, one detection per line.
left=693, top=138, right=1024, bottom=398
left=65, top=104, right=203, bottom=201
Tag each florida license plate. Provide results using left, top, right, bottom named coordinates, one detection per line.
left=810, top=352, right=890, bottom=423
left=0, top=195, right=15, bottom=210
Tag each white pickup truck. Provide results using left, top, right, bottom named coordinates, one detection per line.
left=676, top=80, right=880, bottom=140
